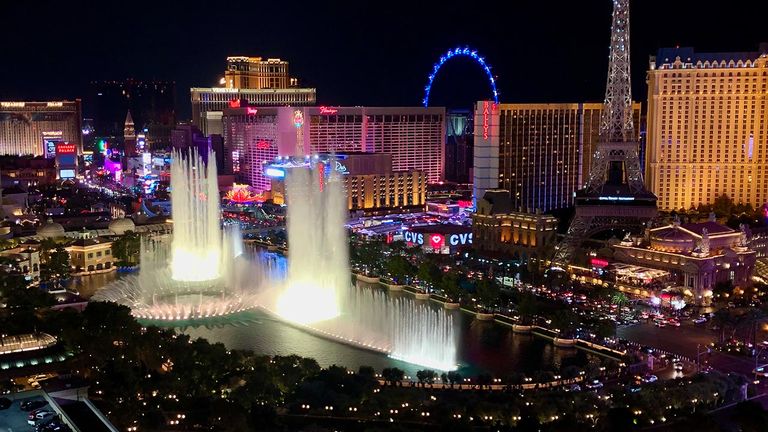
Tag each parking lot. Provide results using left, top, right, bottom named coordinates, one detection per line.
left=0, top=394, right=50, bottom=431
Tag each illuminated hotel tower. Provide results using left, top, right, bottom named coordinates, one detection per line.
left=646, top=44, right=768, bottom=210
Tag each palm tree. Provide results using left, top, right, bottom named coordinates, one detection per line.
left=611, top=291, right=630, bottom=308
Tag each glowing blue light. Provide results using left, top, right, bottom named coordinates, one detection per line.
left=423, top=46, right=499, bottom=107
left=264, top=167, right=286, bottom=178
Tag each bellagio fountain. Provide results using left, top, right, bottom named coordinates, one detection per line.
left=94, top=151, right=458, bottom=370
left=92, top=148, right=263, bottom=320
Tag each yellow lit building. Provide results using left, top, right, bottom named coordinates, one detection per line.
left=472, top=190, right=559, bottom=272
left=269, top=153, right=427, bottom=216
left=224, top=56, right=291, bottom=90
left=645, top=45, right=768, bottom=211
left=613, top=218, right=756, bottom=305
left=66, top=232, right=114, bottom=274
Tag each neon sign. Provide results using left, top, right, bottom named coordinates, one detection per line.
left=404, top=231, right=472, bottom=247
left=448, top=233, right=472, bottom=246
left=256, top=140, right=270, bottom=150
left=293, top=110, right=304, bottom=128
left=319, top=106, right=338, bottom=115
left=404, top=231, right=424, bottom=245
left=598, top=196, right=635, bottom=201
left=246, top=107, right=258, bottom=115
left=264, top=167, right=286, bottom=178
left=55, top=143, right=76, bottom=154
left=482, top=101, right=490, bottom=140
left=334, top=160, right=349, bottom=175
left=229, top=99, right=241, bottom=108
left=590, top=258, right=609, bottom=268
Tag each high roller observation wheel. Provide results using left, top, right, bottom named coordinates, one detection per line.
left=422, top=46, right=499, bottom=107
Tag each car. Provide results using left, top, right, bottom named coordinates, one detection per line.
left=0, top=397, right=11, bottom=410
left=20, top=400, right=48, bottom=411
left=655, top=321, right=666, bottom=328
left=641, top=374, right=658, bottom=383
left=693, top=317, right=707, bottom=325
left=753, top=366, right=768, bottom=377
left=667, top=319, right=681, bottom=327
left=628, top=384, right=642, bottom=393
left=27, top=374, right=51, bottom=384
left=566, top=384, right=581, bottom=392
left=28, top=410, right=55, bottom=425
left=674, top=361, right=684, bottom=372
left=585, top=379, right=604, bottom=390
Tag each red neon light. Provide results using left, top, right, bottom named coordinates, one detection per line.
left=228, top=99, right=241, bottom=108
left=225, top=184, right=265, bottom=204
left=457, top=200, right=472, bottom=208
left=56, top=143, right=76, bottom=154
left=429, top=234, right=444, bottom=249
left=318, top=162, right=325, bottom=192
left=591, top=258, right=609, bottom=268
left=319, top=106, right=338, bottom=115
left=256, top=140, right=270, bottom=150
left=482, top=101, right=490, bottom=140
left=246, top=107, right=258, bottom=115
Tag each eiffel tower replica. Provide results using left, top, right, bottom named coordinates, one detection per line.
left=550, top=0, right=657, bottom=271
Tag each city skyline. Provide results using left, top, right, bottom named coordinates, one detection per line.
left=1, top=0, right=767, bottom=118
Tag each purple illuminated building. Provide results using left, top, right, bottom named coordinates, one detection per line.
left=171, top=124, right=227, bottom=174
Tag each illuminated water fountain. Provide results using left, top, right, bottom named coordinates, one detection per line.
left=266, top=161, right=458, bottom=370
left=93, top=149, right=264, bottom=321
left=275, top=165, right=347, bottom=324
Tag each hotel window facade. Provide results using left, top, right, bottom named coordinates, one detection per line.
left=645, top=45, right=768, bottom=210
left=478, top=102, right=641, bottom=212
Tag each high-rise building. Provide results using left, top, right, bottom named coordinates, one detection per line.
left=472, top=101, right=641, bottom=212
left=89, top=80, right=176, bottom=149
left=445, top=109, right=473, bottom=184
left=0, top=100, right=83, bottom=156
left=646, top=44, right=768, bottom=211
left=192, top=56, right=316, bottom=136
left=222, top=105, right=445, bottom=191
left=171, top=124, right=226, bottom=175
left=224, top=56, right=292, bottom=90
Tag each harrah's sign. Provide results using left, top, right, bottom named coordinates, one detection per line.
left=403, top=230, right=472, bottom=247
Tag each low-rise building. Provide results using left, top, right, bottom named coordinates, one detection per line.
left=0, top=246, right=40, bottom=283
left=66, top=232, right=114, bottom=274
left=472, top=189, right=559, bottom=272
left=268, top=153, right=427, bottom=216
left=613, top=217, right=756, bottom=305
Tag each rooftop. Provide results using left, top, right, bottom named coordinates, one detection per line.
left=654, top=44, right=768, bottom=67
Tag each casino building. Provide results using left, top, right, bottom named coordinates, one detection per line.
left=192, top=56, right=316, bottom=136
left=222, top=105, right=445, bottom=188
left=612, top=217, right=757, bottom=305
left=267, top=153, right=427, bottom=216
left=0, top=100, right=83, bottom=156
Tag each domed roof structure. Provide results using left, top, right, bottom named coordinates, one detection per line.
left=109, top=217, right=136, bottom=235
left=37, top=218, right=65, bottom=239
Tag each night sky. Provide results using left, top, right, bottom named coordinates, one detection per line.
left=1, top=0, right=766, bottom=119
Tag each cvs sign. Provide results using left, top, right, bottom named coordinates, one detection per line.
left=404, top=231, right=424, bottom=245
left=448, top=233, right=473, bottom=246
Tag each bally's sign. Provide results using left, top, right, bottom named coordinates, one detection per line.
left=403, top=230, right=472, bottom=247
